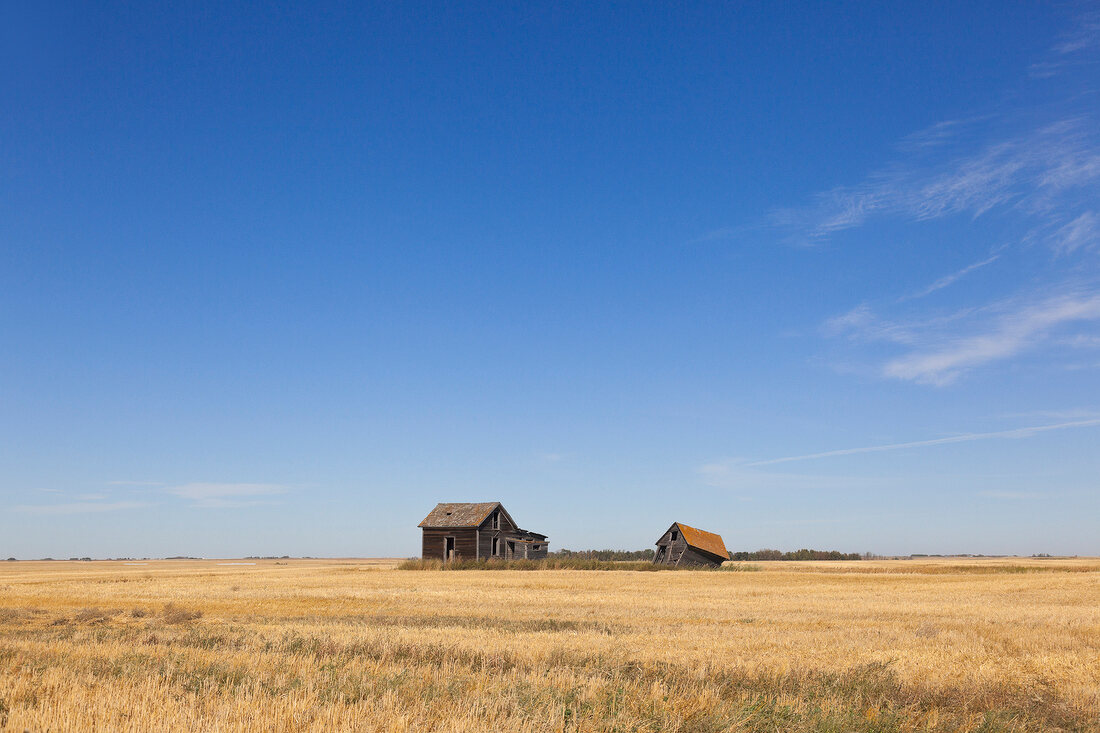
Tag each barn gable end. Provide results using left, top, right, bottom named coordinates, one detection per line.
left=653, top=522, right=729, bottom=567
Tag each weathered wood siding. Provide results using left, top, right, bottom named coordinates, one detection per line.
left=477, top=531, right=549, bottom=560
left=422, top=527, right=479, bottom=561
left=476, top=508, right=522, bottom=558
left=653, top=525, right=724, bottom=567
left=478, top=530, right=499, bottom=559
left=498, top=539, right=549, bottom=560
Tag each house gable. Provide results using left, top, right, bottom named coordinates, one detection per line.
left=419, top=501, right=548, bottom=562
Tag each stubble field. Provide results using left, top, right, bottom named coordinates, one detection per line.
left=0, top=557, right=1098, bottom=732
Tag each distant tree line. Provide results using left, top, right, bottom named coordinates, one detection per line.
left=729, top=548, right=863, bottom=561
left=551, top=548, right=656, bottom=561
left=553, top=548, right=862, bottom=561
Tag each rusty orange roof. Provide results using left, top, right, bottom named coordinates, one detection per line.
left=675, top=522, right=729, bottom=560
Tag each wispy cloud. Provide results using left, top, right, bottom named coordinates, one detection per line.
left=823, top=304, right=916, bottom=345
left=883, top=290, right=1100, bottom=384
left=166, top=482, right=287, bottom=508
left=999, top=407, right=1100, bottom=420
left=1031, top=9, right=1100, bottom=76
left=773, top=116, right=1100, bottom=248
left=1061, top=334, right=1100, bottom=349
left=698, top=460, right=884, bottom=492
left=898, top=253, right=1001, bottom=301
left=1051, top=210, right=1099, bottom=254
left=771, top=10, right=1100, bottom=244
left=896, top=116, right=993, bottom=152
left=745, top=418, right=1100, bottom=467
left=792, top=12, right=1100, bottom=387
left=107, top=480, right=164, bottom=487
left=823, top=286, right=1100, bottom=384
left=980, top=490, right=1044, bottom=500
left=14, top=501, right=148, bottom=515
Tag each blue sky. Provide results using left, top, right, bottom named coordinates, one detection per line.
left=2, top=2, right=1098, bottom=558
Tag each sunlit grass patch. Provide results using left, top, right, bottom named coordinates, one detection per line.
left=160, top=602, right=203, bottom=624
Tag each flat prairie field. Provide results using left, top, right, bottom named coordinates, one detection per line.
left=1, top=558, right=1098, bottom=732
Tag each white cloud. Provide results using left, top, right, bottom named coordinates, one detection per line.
left=790, top=15, right=1100, bottom=387
left=697, top=460, right=881, bottom=492
left=1061, top=333, right=1100, bottom=349
left=883, top=291, right=1100, bottom=384
left=1051, top=211, right=1099, bottom=254
left=822, top=288, right=1100, bottom=384
left=166, top=482, right=287, bottom=508
left=896, top=116, right=992, bottom=151
left=778, top=116, right=1100, bottom=248
left=745, top=418, right=1100, bottom=467
left=1029, top=11, right=1100, bottom=76
left=822, top=304, right=917, bottom=344
left=899, top=253, right=1001, bottom=301
left=999, top=407, right=1100, bottom=420
left=14, top=501, right=148, bottom=515
left=1053, top=10, right=1100, bottom=55
left=980, top=490, right=1044, bottom=500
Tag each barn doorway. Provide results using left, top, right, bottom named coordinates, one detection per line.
left=444, top=536, right=455, bottom=562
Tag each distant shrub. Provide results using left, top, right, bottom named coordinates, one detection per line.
left=551, top=549, right=656, bottom=561
left=398, top=557, right=723, bottom=571
left=729, top=548, right=863, bottom=561
left=161, top=603, right=203, bottom=623
left=75, top=607, right=117, bottom=623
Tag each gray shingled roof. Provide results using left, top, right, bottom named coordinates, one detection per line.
left=418, top=502, right=501, bottom=528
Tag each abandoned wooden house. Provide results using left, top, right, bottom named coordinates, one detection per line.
left=418, top=502, right=549, bottom=562
left=653, top=522, right=729, bottom=567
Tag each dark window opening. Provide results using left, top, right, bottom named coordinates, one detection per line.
left=671, top=530, right=679, bottom=542
left=491, top=537, right=499, bottom=556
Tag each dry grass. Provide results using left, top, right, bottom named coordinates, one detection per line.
left=0, top=557, right=1097, bottom=731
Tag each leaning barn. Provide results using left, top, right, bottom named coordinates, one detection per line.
left=418, top=502, right=549, bottom=562
left=653, top=522, right=729, bottom=567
